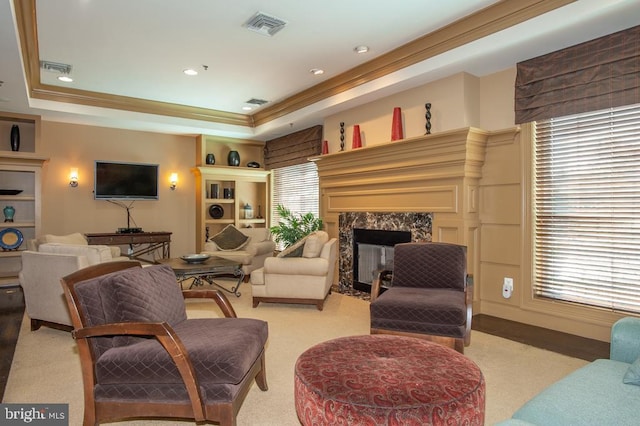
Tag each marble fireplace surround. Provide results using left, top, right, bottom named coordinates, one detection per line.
left=312, top=127, right=506, bottom=291
left=338, top=212, right=433, bottom=291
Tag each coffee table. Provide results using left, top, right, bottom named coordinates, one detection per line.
left=158, top=256, right=245, bottom=296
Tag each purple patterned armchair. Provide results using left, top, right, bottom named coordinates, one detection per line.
left=370, top=242, right=472, bottom=353
left=61, top=261, right=268, bottom=426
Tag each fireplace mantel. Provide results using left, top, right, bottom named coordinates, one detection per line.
left=313, top=127, right=507, bottom=282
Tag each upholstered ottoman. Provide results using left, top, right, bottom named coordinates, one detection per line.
left=294, top=335, right=485, bottom=425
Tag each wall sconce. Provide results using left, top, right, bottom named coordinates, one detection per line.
left=69, top=168, right=79, bottom=187
left=169, top=172, right=178, bottom=190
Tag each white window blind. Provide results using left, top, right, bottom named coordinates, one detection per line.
left=272, top=162, right=319, bottom=249
left=534, top=103, right=640, bottom=313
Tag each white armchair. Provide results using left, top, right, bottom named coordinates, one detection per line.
left=202, top=227, right=275, bottom=281
left=250, top=231, right=338, bottom=310
left=19, top=238, right=129, bottom=331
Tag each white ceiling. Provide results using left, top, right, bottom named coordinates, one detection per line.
left=1, top=0, right=640, bottom=140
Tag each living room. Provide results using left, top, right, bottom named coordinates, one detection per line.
left=2, top=1, right=640, bottom=423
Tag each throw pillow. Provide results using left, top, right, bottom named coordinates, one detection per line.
left=210, top=225, right=250, bottom=251
left=277, top=235, right=308, bottom=258
left=623, top=357, right=640, bottom=385
left=302, top=231, right=329, bottom=258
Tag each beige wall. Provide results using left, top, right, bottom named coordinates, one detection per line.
left=323, top=68, right=618, bottom=342
left=39, top=121, right=197, bottom=257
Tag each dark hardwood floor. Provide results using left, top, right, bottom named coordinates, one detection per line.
left=0, top=286, right=610, bottom=400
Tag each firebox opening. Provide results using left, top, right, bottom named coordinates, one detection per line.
left=352, top=228, right=411, bottom=292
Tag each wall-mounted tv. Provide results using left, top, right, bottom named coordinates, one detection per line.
left=94, top=161, right=159, bottom=200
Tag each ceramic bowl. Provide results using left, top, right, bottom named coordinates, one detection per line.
left=180, top=254, right=211, bottom=264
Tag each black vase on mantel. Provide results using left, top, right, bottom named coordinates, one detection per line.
left=205, top=153, right=215, bottom=165
left=10, top=125, right=20, bottom=152
left=228, top=150, right=240, bottom=167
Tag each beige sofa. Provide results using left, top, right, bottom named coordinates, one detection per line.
left=250, top=231, right=338, bottom=310
left=19, top=233, right=128, bottom=331
left=202, top=227, right=275, bottom=280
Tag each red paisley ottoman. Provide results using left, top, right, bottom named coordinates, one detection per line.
left=294, top=335, right=485, bottom=425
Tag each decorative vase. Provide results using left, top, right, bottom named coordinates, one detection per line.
left=3, top=205, right=15, bottom=222
left=352, top=125, right=362, bottom=149
left=391, top=107, right=403, bottom=141
left=205, top=153, right=215, bottom=165
left=228, top=150, right=240, bottom=166
left=322, top=140, right=329, bottom=155
left=10, top=125, right=19, bottom=152
left=211, top=183, right=220, bottom=199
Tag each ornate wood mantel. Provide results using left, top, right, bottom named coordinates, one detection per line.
left=312, top=127, right=494, bottom=279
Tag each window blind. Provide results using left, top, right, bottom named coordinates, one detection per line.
left=534, top=103, right=640, bottom=313
left=272, top=161, right=320, bottom=250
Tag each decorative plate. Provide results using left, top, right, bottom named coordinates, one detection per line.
left=0, top=190, right=23, bottom=195
left=209, top=204, right=224, bottom=219
left=0, top=228, right=24, bottom=250
left=180, top=254, right=211, bottom=264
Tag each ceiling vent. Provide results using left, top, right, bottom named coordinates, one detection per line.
left=246, top=98, right=269, bottom=106
left=40, top=60, right=72, bottom=74
left=244, top=12, right=287, bottom=37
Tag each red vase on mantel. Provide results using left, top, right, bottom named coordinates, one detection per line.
left=352, top=125, right=362, bottom=149
left=322, top=140, right=329, bottom=155
left=391, top=107, right=403, bottom=141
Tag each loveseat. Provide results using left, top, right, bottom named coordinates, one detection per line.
left=497, top=317, right=640, bottom=425
left=202, top=226, right=275, bottom=280
left=250, top=231, right=338, bottom=310
left=19, top=233, right=128, bottom=330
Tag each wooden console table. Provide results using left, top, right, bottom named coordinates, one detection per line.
left=85, top=232, right=172, bottom=264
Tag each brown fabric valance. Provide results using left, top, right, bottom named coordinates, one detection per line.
left=515, top=24, right=640, bottom=124
left=264, top=125, right=322, bottom=170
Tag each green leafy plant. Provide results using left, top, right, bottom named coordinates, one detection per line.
left=269, top=204, right=323, bottom=248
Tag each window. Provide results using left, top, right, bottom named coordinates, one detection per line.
left=271, top=161, right=319, bottom=248
left=534, top=103, right=640, bottom=313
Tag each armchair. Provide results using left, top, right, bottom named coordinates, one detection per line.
left=370, top=242, right=473, bottom=353
left=60, top=261, right=268, bottom=426
left=202, top=227, right=275, bottom=281
left=19, top=242, right=127, bottom=331
left=250, top=232, right=337, bottom=310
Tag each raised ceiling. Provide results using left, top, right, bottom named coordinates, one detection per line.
left=1, top=0, right=640, bottom=140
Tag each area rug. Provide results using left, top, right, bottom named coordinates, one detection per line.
left=3, top=280, right=587, bottom=425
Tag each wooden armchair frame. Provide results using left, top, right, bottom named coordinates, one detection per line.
left=61, top=261, right=267, bottom=426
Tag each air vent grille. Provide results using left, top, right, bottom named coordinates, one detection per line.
left=245, top=12, right=287, bottom=37
left=246, top=98, right=269, bottom=106
left=40, top=61, right=72, bottom=74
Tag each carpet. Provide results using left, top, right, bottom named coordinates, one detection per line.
left=3, top=280, right=587, bottom=425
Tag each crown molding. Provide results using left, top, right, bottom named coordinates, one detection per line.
left=14, top=0, right=575, bottom=130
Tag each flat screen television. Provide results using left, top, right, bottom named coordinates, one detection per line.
left=94, top=161, right=159, bottom=200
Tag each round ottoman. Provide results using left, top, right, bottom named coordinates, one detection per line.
left=294, top=335, right=485, bottom=425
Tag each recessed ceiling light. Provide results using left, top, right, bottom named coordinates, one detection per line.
left=310, top=68, right=324, bottom=75
left=183, top=69, right=198, bottom=76
left=354, top=45, right=369, bottom=54
left=242, top=106, right=253, bottom=111
left=57, top=76, right=73, bottom=82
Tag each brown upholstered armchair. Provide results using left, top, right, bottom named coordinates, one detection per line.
left=60, top=261, right=268, bottom=426
left=369, top=242, right=473, bottom=353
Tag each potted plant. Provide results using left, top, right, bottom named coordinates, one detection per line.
left=269, top=204, right=323, bottom=248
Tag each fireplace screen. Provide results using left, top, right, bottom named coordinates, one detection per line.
left=352, top=228, right=411, bottom=292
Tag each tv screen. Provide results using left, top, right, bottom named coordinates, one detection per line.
left=94, top=161, right=159, bottom=200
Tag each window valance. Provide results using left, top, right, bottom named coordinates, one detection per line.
left=264, top=125, right=322, bottom=170
left=515, top=24, right=640, bottom=124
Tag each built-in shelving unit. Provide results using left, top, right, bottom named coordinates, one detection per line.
left=194, top=135, right=270, bottom=252
left=0, top=112, right=46, bottom=286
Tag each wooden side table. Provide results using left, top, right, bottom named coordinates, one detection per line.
left=85, top=231, right=171, bottom=263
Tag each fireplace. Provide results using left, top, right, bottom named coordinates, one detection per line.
left=339, top=212, right=432, bottom=292
left=352, top=228, right=411, bottom=292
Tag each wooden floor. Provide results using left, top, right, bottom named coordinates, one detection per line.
left=0, top=285, right=611, bottom=400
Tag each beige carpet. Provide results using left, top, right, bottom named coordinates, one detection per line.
left=3, top=280, right=588, bottom=425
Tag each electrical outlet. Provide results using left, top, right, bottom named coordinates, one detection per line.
left=502, top=277, right=514, bottom=299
